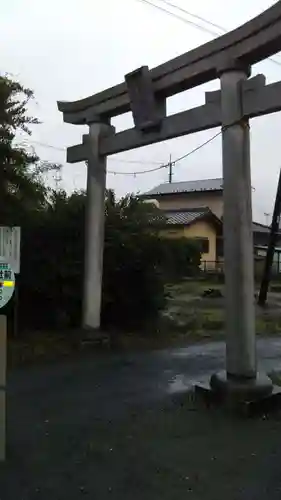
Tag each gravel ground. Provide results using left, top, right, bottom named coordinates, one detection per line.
left=1, top=339, right=281, bottom=499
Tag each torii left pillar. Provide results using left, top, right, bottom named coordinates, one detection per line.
left=83, top=122, right=114, bottom=332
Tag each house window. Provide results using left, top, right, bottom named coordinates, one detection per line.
left=194, top=237, right=209, bottom=253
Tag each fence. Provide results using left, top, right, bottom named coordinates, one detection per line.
left=201, top=257, right=281, bottom=281
left=201, top=260, right=224, bottom=274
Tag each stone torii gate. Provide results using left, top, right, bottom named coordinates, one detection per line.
left=58, top=2, right=281, bottom=402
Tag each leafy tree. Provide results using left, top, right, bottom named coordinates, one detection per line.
left=0, top=74, right=60, bottom=225
left=0, top=75, right=201, bottom=334
left=102, top=191, right=167, bottom=329
left=0, top=74, right=62, bottom=333
left=19, top=189, right=85, bottom=330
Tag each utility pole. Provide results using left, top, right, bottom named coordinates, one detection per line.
left=53, top=166, right=62, bottom=191
left=264, top=212, right=271, bottom=226
left=258, top=169, right=281, bottom=306
left=168, top=154, right=173, bottom=183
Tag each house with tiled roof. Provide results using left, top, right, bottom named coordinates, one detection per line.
left=162, top=207, right=223, bottom=266
left=141, top=178, right=278, bottom=269
left=142, top=178, right=224, bottom=218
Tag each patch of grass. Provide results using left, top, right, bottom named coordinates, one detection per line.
left=113, top=331, right=191, bottom=351
left=166, top=280, right=224, bottom=297
left=270, top=284, right=281, bottom=293
left=8, top=331, right=83, bottom=368
left=8, top=278, right=281, bottom=368
left=256, top=317, right=281, bottom=335
left=163, top=280, right=227, bottom=339
left=159, top=307, right=225, bottom=342
left=268, top=370, right=281, bottom=386
left=165, top=279, right=281, bottom=339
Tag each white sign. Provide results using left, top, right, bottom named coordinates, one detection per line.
left=0, top=227, right=21, bottom=274
left=0, top=258, right=15, bottom=308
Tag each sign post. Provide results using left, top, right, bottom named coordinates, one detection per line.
left=0, top=316, right=6, bottom=462
left=0, top=258, right=15, bottom=461
left=0, top=226, right=21, bottom=338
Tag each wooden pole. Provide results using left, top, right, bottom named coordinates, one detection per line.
left=13, top=282, right=19, bottom=338
left=168, top=154, right=173, bottom=184
left=0, top=315, right=6, bottom=461
left=258, top=168, right=281, bottom=306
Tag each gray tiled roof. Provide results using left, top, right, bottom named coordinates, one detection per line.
left=144, top=178, right=223, bottom=196
left=252, top=222, right=270, bottom=233
left=163, top=208, right=271, bottom=233
left=165, top=208, right=211, bottom=226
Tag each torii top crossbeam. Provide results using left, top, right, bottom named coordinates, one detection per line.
left=58, top=1, right=281, bottom=125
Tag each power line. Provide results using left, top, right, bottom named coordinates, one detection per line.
left=158, top=0, right=225, bottom=32
left=107, top=164, right=166, bottom=176
left=107, top=129, right=222, bottom=176
left=109, top=158, right=163, bottom=165
left=135, top=0, right=281, bottom=67
left=28, top=129, right=222, bottom=177
left=29, top=140, right=65, bottom=152
left=135, top=0, right=219, bottom=36
left=174, top=131, right=221, bottom=164
left=28, top=140, right=164, bottom=165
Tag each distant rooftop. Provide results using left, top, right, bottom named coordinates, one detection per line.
left=165, top=207, right=212, bottom=226
left=164, top=209, right=269, bottom=232
left=252, top=221, right=271, bottom=233
left=143, top=178, right=223, bottom=197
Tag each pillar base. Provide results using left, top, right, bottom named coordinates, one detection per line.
left=80, top=327, right=110, bottom=348
left=210, top=370, right=273, bottom=402
left=195, top=370, right=279, bottom=416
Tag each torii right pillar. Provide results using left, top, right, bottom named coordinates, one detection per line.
left=210, top=60, right=273, bottom=404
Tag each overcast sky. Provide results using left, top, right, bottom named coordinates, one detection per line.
left=1, top=0, right=281, bottom=223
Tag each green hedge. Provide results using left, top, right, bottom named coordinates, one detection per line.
left=15, top=191, right=201, bottom=332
